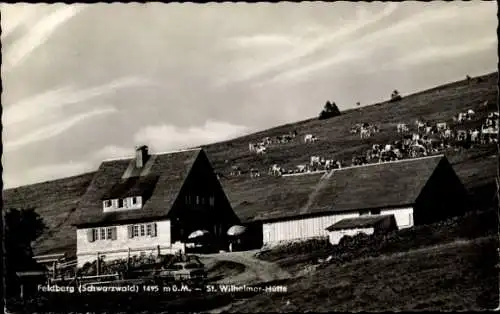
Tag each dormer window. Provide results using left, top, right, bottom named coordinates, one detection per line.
left=103, top=196, right=143, bottom=212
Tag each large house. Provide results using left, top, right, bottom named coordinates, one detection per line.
left=221, top=155, right=469, bottom=246
left=73, top=146, right=240, bottom=266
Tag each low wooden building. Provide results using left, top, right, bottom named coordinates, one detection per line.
left=222, top=155, right=469, bottom=246
left=325, top=215, right=398, bottom=245
left=73, top=146, right=239, bottom=267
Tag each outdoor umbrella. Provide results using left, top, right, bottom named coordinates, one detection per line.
left=227, top=225, right=247, bottom=236
left=188, top=230, right=210, bottom=240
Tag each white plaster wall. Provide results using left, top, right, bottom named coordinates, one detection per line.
left=328, top=227, right=374, bottom=245
left=262, top=207, right=414, bottom=246
left=262, top=212, right=360, bottom=245
left=76, top=219, right=171, bottom=267
left=380, top=207, right=414, bottom=229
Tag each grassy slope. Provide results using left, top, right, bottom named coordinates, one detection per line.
left=2, top=72, right=498, bottom=256
left=2, top=172, right=95, bottom=256
left=229, top=236, right=498, bottom=312
left=204, top=72, right=497, bottom=176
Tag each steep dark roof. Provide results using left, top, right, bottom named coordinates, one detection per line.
left=101, top=174, right=159, bottom=200
left=325, top=215, right=396, bottom=231
left=220, top=172, right=325, bottom=223
left=223, top=155, right=446, bottom=223
left=73, top=149, right=202, bottom=226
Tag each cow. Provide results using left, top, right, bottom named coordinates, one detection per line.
left=262, top=137, right=272, bottom=145
left=415, top=120, right=426, bottom=132
left=412, top=133, right=420, bottom=141
left=467, top=109, right=475, bottom=116
left=310, top=156, right=321, bottom=166
left=268, top=164, right=282, bottom=176
left=360, top=128, right=371, bottom=139
left=458, top=113, right=467, bottom=123
left=256, top=146, right=266, bottom=155
left=425, top=126, right=433, bottom=134
left=471, top=130, right=480, bottom=142
left=230, top=166, right=242, bottom=176
left=444, top=129, right=453, bottom=139
left=249, top=143, right=256, bottom=152
left=436, top=122, right=448, bottom=132
left=296, top=164, right=307, bottom=173
left=249, top=168, right=261, bottom=178
left=384, top=144, right=393, bottom=152
left=304, top=134, right=315, bottom=143
left=456, top=130, right=467, bottom=142
left=397, top=123, right=409, bottom=133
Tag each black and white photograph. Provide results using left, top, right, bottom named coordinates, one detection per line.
left=2, top=2, right=499, bottom=312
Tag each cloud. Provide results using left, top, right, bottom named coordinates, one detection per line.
left=258, top=3, right=497, bottom=86
left=3, top=160, right=94, bottom=189
left=134, top=120, right=249, bottom=152
left=3, top=4, right=85, bottom=71
left=390, top=37, right=498, bottom=69
left=215, top=2, right=398, bottom=87
left=91, top=145, right=134, bottom=160
left=4, top=107, right=117, bottom=152
left=228, top=34, right=299, bottom=48
left=3, top=76, right=157, bottom=126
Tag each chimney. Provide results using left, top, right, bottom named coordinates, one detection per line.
left=135, top=145, right=149, bottom=168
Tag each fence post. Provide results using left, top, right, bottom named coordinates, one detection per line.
left=96, top=252, right=100, bottom=276
left=157, top=245, right=160, bottom=257
left=127, top=248, right=131, bottom=271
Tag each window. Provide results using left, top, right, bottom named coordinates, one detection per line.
left=131, top=197, right=137, bottom=205
left=118, top=199, right=124, bottom=208
left=209, top=196, right=215, bottom=207
left=133, top=225, right=139, bottom=237
left=196, top=196, right=199, bottom=205
left=147, top=224, right=152, bottom=236
left=359, top=210, right=370, bottom=216
left=140, top=225, right=145, bottom=236
left=371, top=209, right=381, bottom=215
left=100, top=228, right=106, bottom=240
left=106, top=227, right=113, bottom=239
left=93, top=228, right=99, bottom=241
left=104, top=200, right=112, bottom=208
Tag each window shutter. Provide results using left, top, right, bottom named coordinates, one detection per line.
left=128, top=225, right=134, bottom=238
left=152, top=223, right=157, bottom=237
left=112, top=227, right=118, bottom=240
left=87, top=229, right=95, bottom=242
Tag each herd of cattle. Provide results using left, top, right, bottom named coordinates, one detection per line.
left=227, top=107, right=498, bottom=178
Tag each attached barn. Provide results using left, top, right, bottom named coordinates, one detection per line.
left=222, top=155, right=469, bottom=246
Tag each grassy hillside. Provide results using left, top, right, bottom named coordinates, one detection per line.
left=203, top=72, right=497, bottom=174
left=2, top=71, right=498, bottom=257
left=3, top=172, right=95, bottom=256
left=228, top=236, right=498, bottom=312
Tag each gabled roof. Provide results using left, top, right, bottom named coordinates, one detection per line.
left=325, top=214, right=396, bottom=231
left=223, top=155, right=446, bottom=223
left=220, top=172, right=325, bottom=223
left=73, top=148, right=202, bottom=226
left=100, top=174, right=159, bottom=200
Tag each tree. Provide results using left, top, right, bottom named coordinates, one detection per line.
left=389, top=90, right=402, bottom=102
left=5, top=207, right=46, bottom=297
left=319, top=100, right=341, bottom=120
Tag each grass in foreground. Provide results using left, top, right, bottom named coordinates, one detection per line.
left=228, top=236, right=499, bottom=312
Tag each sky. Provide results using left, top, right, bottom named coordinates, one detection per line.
left=1, top=2, right=498, bottom=189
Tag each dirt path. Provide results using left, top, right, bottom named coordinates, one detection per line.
left=201, top=250, right=292, bottom=285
